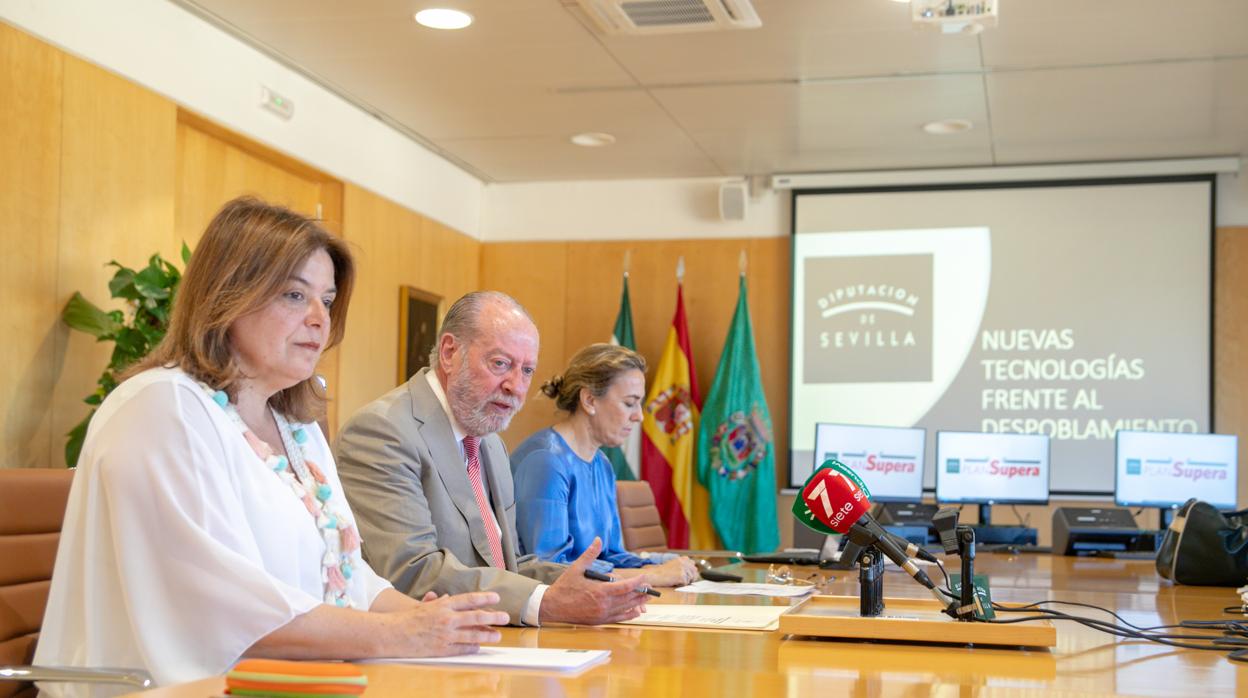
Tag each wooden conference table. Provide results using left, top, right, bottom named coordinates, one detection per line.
left=132, top=554, right=1246, bottom=698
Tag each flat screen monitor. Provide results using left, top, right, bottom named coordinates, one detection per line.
left=1114, top=431, right=1238, bottom=510
left=935, top=431, right=1050, bottom=504
left=813, top=423, right=925, bottom=503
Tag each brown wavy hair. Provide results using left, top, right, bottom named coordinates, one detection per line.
left=540, top=343, right=646, bottom=414
left=129, top=196, right=354, bottom=422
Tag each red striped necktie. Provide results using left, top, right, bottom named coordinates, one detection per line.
left=463, top=435, right=505, bottom=568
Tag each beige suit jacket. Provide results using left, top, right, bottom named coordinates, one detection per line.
left=335, top=368, right=564, bottom=623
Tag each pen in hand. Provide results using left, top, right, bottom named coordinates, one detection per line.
left=584, top=568, right=662, bottom=597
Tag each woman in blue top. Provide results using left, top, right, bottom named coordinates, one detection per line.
left=511, top=344, right=698, bottom=587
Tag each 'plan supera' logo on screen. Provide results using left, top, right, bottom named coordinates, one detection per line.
left=1127, top=457, right=1228, bottom=482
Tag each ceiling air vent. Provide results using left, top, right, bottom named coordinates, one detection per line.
left=575, top=0, right=761, bottom=35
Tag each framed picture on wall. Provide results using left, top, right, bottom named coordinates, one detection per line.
left=398, top=287, right=442, bottom=385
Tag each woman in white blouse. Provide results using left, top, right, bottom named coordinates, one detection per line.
left=35, top=197, right=508, bottom=687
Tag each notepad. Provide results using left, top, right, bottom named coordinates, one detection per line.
left=676, top=580, right=816, bottom=598
left=618, top=604, right=791, bottom=631
left=366, top=647, right=610, bottom=673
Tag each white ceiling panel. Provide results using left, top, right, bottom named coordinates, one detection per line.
left=981, top=0, right=1248, bottom=69
left=439, top=130, right=721, bottom=182
left=183, top=0, right=409, bottom=23
left=1214, top=58, right=1248, bottom=144
left=685, top=127, right=992, bottom=176
left=654, top=75, right=991, bottom=174
left=336, top=73, right=682, bottom=141
left=988, top=61, right=1230, bottom=163
left=177, top=0, right=1248, bottom=182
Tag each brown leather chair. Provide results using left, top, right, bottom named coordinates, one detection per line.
left=0, top=468, right=74, bottom=698
left=0, top=468, right=152, bottom=694
left=615, top=481, right=744, bottom=565
left=615, top=481, right=670, bottom=552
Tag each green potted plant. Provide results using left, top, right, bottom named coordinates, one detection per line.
left=60, top=244, right=190, bottom=466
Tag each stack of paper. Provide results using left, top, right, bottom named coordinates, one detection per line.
left=367, top=647, right=610, bottom=673
left=676, top=580, right=816, bottom=598
left=618, top=604, right=792, bottom=631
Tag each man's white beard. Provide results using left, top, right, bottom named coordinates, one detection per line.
left=448, top=368, right=520, bottom=437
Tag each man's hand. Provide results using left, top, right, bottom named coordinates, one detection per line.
left=539, top=538, right=650, bottom=625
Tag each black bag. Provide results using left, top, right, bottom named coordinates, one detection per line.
left=1156, top=498, right=1248, bottom=586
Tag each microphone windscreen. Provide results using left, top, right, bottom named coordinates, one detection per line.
left=793, top=459, right=873, bottom=534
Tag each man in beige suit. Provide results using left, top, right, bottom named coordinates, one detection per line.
left=336, top=291, right=649, bottom=625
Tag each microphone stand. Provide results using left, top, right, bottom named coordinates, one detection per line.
left=953, top=525, right=977, bottom=620
left=842, top=526, right=889, bottom=618
left=858, top=546, right=886, bottom=618
left=933, top=507, right=980, bottom=621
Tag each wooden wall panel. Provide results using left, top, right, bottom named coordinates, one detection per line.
left=314, top=179, right=346, bottom=432
left=421, top=218, right=482, bottom=314
left=338, top=184, right=420, bottom=422
left=49, top=55, right=178, bottom=468
left=745, top=237, right=792, bottom=493
left=482, top=242, right=568, bottom=445
left=0, top=23, right=63, bottom=468
left=175, top=121, right=323, bottom=247
left=336, top=186, right=482, bottom=428
left=1215, top=226, right=1248, bottom=510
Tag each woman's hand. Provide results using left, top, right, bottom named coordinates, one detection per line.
left=616, top=557, right=700, bottom=587
left=246, top=591, right=509, bottom=661
left=380, top=591, right=510, bottom=657
left=654, top=557, right=700, bottom=586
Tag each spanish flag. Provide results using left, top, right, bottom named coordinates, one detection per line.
left=641, top=276, right=719, bottom=549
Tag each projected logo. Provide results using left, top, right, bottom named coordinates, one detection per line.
left=791, top=226, right=990, bottom=432
left=804, top=254, right=933, bottom=383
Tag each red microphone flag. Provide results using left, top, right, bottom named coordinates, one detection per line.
left=793, top=459, right=873, bottom=535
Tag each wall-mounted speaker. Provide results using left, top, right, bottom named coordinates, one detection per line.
left=718, top=180, right=747, bottom=221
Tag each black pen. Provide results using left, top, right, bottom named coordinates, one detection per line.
left=584, top=568, right=662, bottom=597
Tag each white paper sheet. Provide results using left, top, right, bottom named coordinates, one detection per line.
left=618, top=604, right=791, bottom=631
left=675, top=580, right=816, bottom=598
left=365, top=647, right=610, bottom=672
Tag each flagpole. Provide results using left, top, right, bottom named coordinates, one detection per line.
left=676, top=255, right=685, bottom=284
left=739, top=249, right=747, bottom=277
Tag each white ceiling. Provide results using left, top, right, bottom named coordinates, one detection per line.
left=177, top=0, right=1248, bottom=183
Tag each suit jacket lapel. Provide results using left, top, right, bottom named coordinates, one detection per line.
left=407, top=369, right=497, bottom=568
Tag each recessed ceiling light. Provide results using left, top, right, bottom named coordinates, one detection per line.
left=414, top=8, right=473, bottom=30
left=570, top=132, right=616, bottom=147
left=922, top=118, right=974, bottom=135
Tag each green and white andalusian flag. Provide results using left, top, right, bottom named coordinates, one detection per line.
left=603, top=273, right=640, bottom=481
left=695, top=274, right=779, bottom=553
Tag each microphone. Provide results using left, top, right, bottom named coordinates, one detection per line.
left=793, top=460, right=949, bottom=605
left=865, top=518, right=938, bottom=563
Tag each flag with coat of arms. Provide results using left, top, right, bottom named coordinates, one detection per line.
left=695, top=270, right=778, bottom=554
left=602, top=269, right=639, bottom=481
left=641, top=260, right=719, bottom=549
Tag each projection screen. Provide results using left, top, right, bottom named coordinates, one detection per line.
left=789, top=176, right=1214, bottom=495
